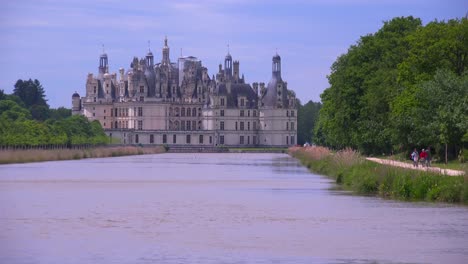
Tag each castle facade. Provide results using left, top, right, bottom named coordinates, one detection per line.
left=72, top=38, right=297, bottom=147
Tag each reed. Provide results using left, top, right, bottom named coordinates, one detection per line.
left=289, top=146, right=468, bottom=204
left=0, top=146, right=166, bottom=164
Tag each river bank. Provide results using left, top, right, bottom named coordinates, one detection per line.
left=0, top=145, right=166, bottom=164
left=288, top=146, right=468, bottom=204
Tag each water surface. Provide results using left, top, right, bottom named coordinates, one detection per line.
left=1, top=153, right=467, bottom=263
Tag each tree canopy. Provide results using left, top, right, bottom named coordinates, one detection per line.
left=315, top=16, right=467, bottom=160
left=0, top=79, right=108, bottom=147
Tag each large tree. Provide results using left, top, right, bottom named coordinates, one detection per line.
left=13, top=79, right=50, bottom=120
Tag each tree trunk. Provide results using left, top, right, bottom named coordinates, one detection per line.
left=445, top=143, right=448, bottom=164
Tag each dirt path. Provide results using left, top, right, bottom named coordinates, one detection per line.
left=366, top=157, right=465, bottom=176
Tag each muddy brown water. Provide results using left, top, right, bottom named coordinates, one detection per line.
left=1, top=153, right=467, bottom=264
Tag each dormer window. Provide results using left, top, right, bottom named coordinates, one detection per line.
left=240, top=98, right=245, bottom=107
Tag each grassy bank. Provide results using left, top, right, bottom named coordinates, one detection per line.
left=289, top=146, right=468, bottom=204
left=0, top=145, right=166, bottom=164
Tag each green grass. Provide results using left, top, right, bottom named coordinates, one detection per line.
left=290, top=147, right=468, bottom=204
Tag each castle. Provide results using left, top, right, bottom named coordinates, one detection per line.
left=72, top=38, right=297, bottom=147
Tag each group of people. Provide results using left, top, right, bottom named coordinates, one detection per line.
left=411, top=147, right=431, bottom=167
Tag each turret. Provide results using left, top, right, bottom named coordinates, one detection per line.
left=99, top=53, right=108, bottom=75
left=224, top=52, right=232, bottom=79
left=72, top=92, right=81, bottom=115
left=162, top=36, right=170, bottom=65
left=272, top=53, right=281, bottom=79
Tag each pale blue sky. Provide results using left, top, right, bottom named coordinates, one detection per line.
left=0, top=0, right=465, bottom=108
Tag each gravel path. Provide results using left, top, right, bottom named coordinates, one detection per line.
left=366, top=157, right=465, bottom=176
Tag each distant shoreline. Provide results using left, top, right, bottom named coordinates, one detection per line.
left=0, top=146, right=166, bottom=165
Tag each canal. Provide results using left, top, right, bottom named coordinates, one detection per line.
left=1, top=153, right=467, bottom=263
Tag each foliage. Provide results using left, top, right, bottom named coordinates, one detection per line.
left=297, top=100, right=322, bottom=145
left=315, top=16, right=468, bottom=158
left=0, top=80, right=107, bottom=147
left=289, top=146, right=468, bottom=204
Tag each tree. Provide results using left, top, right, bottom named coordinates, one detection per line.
left=414, top=69, right=468, bottom=163
left=297, top=100, right=322, bottom=145
left=13, top=79, right=50, bottom=121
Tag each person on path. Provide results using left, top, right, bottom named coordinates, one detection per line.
left=420, top=149, right=427, bottom=167
left=426, top=147, right=432, bottom=167
left=411, top=148, right=419, bottom=167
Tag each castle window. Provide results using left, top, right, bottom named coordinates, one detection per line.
left=125, top=108, right=129, bottom=117
left=93, top=112, right=95, bottom=117
left=220, top=98, right=225, bottom=106
left=253, top=110, right=257, bottom=117
left=186, top=120, right=191, bottom=131
left=248, top=110, right=250, bottom=117
left=240, top=110, right=244, bottom=117
left=291, top=122, right=295, bottom=130
left=198, top=108, right=201, bottom=117
left=187, top=108, right=191, bottom=117
left=94, top=97, right=96, bottom=102
left=138, top=120, right=143, bottom=130
left=220, top=121, right=225, bottom=130
left=235, top=122, right=238, bottom=130
left=286, top=110, right=289, bottom=117
left=240, top=122, right=244, bottom=131
left=135, top=134, right=139, bottom=144
left=247, top=122, right=250, bottom=130
left=181, top=121, right=185, bottom=131
left=104, top=122, right=106, bottom=127
left=114, top=108, right=117, bottom=117
left=192, top=121, right=196, bottom=131
left=186, top=135, right=191, bottom=144
left=163, top=134, right=167, bottom=144
left=140, top=96, right=144, bottom=102
left=240, top=98, right=245, bottom=107
left=150, top=134, right=154, bottom=144
left=94, top=86, right=97, bottom=93
left=104, top=109, right=106, bottom=114
left=199, top=135, right=204, bottom=144
left=286, top=136, right=289, bottom=145
left=175, top=107, right=180, bottom=117
left=253, top=136, right=257, bottom=145
left=140, top=86, right=144, bottom=93
left=106, top=84, right=109, bottom=88
left=253, top=122, right=257, bottom=130
left=115, top=121, right=117, bottom=128
left=173, top=134, right=177, bottom=143
left=240, top=136, right=244, bottom=145
left=192, top=108, right=196, bottom=117
left=220, top=135, right=224, bottom=145
left=209, top=136, right=212, bottom=144
left=247, top=136, right=250, bottom=145
left=198, top=120, right=202, bottom=130
left=291, top=136, right=295, bottom=145
left=291, top=110, right=295, bottom=117
left=138, top=107, right=143, bottom=117
left=181, top=107, right=185, bottom=117
left=286, top=122, right=289, bottom=130
left=220, top=110, right=224, bottom=117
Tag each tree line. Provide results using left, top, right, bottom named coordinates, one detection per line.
left=310, top=16, right=467, bottom=162
left=0, top=79, right=108, bottom=147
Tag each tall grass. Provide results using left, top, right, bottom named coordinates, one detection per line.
left=0, top=146, right=166, bottom=164
left=289, top=146, right=468, bottom=204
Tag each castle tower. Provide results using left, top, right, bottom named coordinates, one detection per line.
left=99, top=53, right=108, bottom=75
left=162, top=36, right=170, bottom=65
left=71, top=92, right=81, bottom=115
left=272, top=53, right=281, bottom=79
left=146, top=43, right=154, bottom=68
left=224, top=52, right=232, bottom=79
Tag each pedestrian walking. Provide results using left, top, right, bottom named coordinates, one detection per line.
left=420, top=149, right=427, bottom=168
left=426, top=147, right=432, bottom=167
left=411, top=148, right=419, bottom=167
